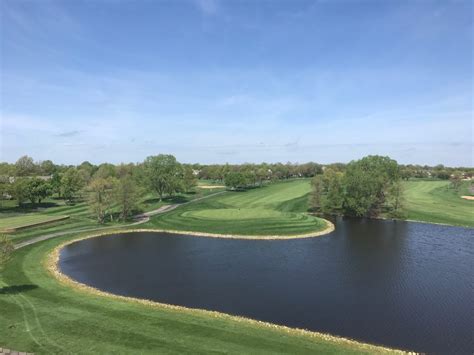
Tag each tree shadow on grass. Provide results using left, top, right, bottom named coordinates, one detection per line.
left=0, top=284, right=39, bottom=295
left=163, top=195, right=189, bottom=204
left=0, top=202, right=61, bottom=214
left=144, top=195, right=189, bottom=205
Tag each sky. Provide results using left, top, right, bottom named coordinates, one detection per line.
left=0, top=0, right=472, bottom=166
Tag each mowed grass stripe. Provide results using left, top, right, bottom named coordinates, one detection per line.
left=0, top=214, right=69, bottom=231
left=145, top=179, right=327, bottom=236
left=402, top=180, right=474, bottom=227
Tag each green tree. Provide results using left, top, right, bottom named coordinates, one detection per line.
left=50, top=172, right=62, bottom=197
left=321, top=169, right=344, bottom=213
left=11, top=178, right=29, bottom=206
left=15, top=155, right=36, bottom=176
left=387, top=180, right=405, bottom=218
left=88, top=177, right=116, bottom=223
left=224, top=172, right=247, bottom=190
left=114, top=176, right=140, bottom=221
left=61, top=168, right=85, bottom=203
left=343, top=155, right=399, bottom=217
left=24, top=178, right=52, bottom=204
left=309, top=175, right=323, bottom=211
left=94, top=163, right=117, bottom=179
left=143, top=155, right=182, bottom=201
left=39, top=160, right=56, bottom=175
left=183, top=166, right=197, bottom=192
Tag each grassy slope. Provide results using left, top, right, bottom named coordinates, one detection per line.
left=0, top=235, right=391, bottom=354
left=0, top=214, right=68, bottom=230
left=402, top=180, right=474, bottom=227
left=145, top=179, right=327, bottom=236
left=3, top=188, right=225, bottom=244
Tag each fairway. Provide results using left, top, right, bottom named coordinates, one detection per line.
left=145, top=179, right=328, bottom=236
left=0, top=214, right=69, bottom=232
left=402, top=180, right=474, bottom=227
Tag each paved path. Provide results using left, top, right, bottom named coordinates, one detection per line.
left=14, top=190, right=227, bottom=250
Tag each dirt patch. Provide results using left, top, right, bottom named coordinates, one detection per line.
left=198, top=185, right=225, bottom=189
left=460, top=196, right=474, bottom=201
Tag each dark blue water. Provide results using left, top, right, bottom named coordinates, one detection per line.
left=59, top=218, right=474, bottom=353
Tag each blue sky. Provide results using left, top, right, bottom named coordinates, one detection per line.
left=1, top=0, right=472, bottom=166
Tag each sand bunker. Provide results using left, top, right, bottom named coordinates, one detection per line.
left=460, top=196, right=474, bottom=201
left=198, top=185, right=225, bottom=189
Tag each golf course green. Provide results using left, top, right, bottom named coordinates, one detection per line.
left=145, top=179, right=328, bottom=236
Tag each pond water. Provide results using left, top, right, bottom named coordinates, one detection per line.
left=59, top=218, right=473, bottom=353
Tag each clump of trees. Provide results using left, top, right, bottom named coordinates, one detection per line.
left=86, top=166, right=141, bottom=224
left=310, top=155, right=405, bottom=218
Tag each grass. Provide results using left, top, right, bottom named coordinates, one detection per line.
left=402, top=180, right=474, bottom=227
left=0, top=233, right=400, bottom=354
left=2, top=187, right=226, bottom=244
left=0, top=214, right=69, bottom=232
left=144, top=179, right=327, bottom=236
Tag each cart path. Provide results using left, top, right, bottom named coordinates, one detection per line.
left=14, top=190, right=227, bottom=250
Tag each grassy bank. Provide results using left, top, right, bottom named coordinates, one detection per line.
left=0, top=233, right=402, bottom=354
left=0, top=214, right=69, bottom=232
left=402, top=180, right=474, bottom=227
left=144, top=179, right=327, bottom=236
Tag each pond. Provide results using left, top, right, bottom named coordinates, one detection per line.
left=59, top=218, right=473, bottom=353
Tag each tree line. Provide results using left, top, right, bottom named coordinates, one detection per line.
left=1, top=155, right=472, bottom=223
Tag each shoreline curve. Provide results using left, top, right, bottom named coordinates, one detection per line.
left=45, top=224, right=411, bottom=354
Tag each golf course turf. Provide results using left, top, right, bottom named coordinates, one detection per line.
left=0, top=214, right=69, bottom=232
left=144, top=179, right=329, bottom=236
left=402, top=180, right=473, bottom=227
left=1, top=179, right=470, bottom=353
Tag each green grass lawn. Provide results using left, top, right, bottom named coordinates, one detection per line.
left=402, top=180, right=474, bottom=227
left=0, top=234, right=399, bottom=354
left=145, top=179, right=327, bottom=236
left=2, top=187, right=226, bottom=244
left=0, top=214, right=69, bottom=232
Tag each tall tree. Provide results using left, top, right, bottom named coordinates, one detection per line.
left=114, top=175, right=139, bottom=221
left=24, top=178, right=52, bottom=204
left=309, top=175, right=323, bottom=211
left=61, top=168, right=85, bottom=203
left=15, top=155, right=36, bottom=176
left=50, top=172, right=62, bottom=197
left=321, top=168, right=344, bottom=213
left=343, top=155, right=399, bottom=217
left=11, top=178, right=29, bottom=206
left=143, top=155, right=182, bottom=201
left=224, top=172, right=247, bottom=190
left=39, top=160, right=56, bottom=175
left=183, top=166, right=197, bottom=192
left=388, top=180, right=405, bottom=218
left=88, top=177, right=116, bottom=223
